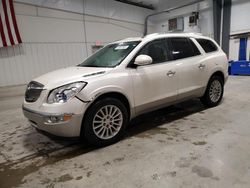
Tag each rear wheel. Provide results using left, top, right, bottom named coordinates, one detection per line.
left=200, top=75, right=224, bottom=107
left=82, top=98, right=128, bottom=147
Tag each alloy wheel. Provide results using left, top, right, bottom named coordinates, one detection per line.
left=92, top=105, right=123, bottom=140
left=209, top=80, right=222, bottom=103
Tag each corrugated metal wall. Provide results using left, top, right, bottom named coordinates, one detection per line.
left=0, top=2, right=154, bottom=86
left=0, top=43, right=86, bottom=86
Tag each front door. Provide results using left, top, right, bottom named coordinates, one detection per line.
left=129, top=39, right=178, bottom=115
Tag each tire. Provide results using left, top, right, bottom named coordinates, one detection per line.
left=200, top=75, right=224, bottom=107
left=81, top=98, right=129, bottom=147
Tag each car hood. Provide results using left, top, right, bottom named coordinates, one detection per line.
left=33, top=66, right=111, bottom=89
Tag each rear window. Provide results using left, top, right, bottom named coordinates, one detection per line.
left=168, top=37, right=201, bottom=60
left=196, top=39, right=218, bottom=53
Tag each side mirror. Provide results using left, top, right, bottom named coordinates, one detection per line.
left=134, top=55, right=152, bottom=66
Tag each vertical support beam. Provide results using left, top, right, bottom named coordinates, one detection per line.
left=213, top=0, right=222, bottom=44
left=221, top=0, right=231, bottom=55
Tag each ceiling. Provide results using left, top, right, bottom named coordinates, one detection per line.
left=128, top=0, right=199, bottom=10
left=129, top=0, right=160, bottom=7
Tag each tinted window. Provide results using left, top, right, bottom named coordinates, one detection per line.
left=169, top=37, right=200, bottom=60
left=189, top=39, right=201, bottom=55
left=196, top=39, right=218, bottom=53
left=137, top=39, right=171, bottom=64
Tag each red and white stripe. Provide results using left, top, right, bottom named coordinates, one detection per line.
left=0, top=0, right=22, bottom=47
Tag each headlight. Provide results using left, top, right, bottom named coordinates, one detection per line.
left=47, top=82, right=87, bottom=104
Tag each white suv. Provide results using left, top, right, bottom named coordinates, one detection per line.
left=23, top=33, right=228, bottom=146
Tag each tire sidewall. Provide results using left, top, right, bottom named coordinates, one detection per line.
left=82, top=98, right=129, bottom=147
left=203, top=76, right=224, bottom=107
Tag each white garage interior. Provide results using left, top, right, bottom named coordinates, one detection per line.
left=1, top=0, right=250, bottom=187
left=0, top=0, right=215, bottom=87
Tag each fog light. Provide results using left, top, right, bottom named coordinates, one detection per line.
left=44, top=114, right=72, bottom=124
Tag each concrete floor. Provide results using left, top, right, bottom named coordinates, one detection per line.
left=0, top=76, right=250, bottom=188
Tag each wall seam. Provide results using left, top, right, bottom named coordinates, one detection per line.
left=82, top=0, right=88, bottom=57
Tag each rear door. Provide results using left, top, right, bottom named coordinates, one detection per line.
left=195, top=38, right=223, bottom=86
left=168, top=37, right=205, bottom=100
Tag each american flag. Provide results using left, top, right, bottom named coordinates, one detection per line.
left=0, top=0, right=22, bottom=47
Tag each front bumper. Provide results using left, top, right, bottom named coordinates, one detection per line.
left=22, top=90, right=90, bottom=137
left=22, top=106, right=84, bottom=137
left=22, top=93, right=87, bottom=137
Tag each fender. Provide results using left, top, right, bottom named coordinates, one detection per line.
left=76, top=85, right=135, bottom=118
left=201, top=67, right=226, bottom=95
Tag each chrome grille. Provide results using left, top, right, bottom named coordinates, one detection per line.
left=25, top=81, right=44, bottom=102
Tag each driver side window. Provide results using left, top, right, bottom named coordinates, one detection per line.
left=137, top=39, right=171, bottom=64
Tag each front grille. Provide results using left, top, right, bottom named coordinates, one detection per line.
left=25, top=81, right=44, bottom=102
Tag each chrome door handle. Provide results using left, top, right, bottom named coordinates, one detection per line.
left=198, top=64, right=206, bottom=69
left=167, top=70, right=176, bottom=77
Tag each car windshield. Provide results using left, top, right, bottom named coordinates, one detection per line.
left=78, top=41, right=140, bottom=68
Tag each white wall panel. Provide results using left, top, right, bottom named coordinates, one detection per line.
left=0, top=43, right=87, bottom=86
left=229, top=38, right=250, bottom=61
left=150, top=0, right=213, bottom=38
left=110, top=19, right=144, bottom=33
left=84, top=0, right=108, bottom=19
left=198, top=9, right=213, bottom=37
left=229, top=0, right=250, bottom=61
left=84, top=15, right=109, bottom=23
left=230, top=0, right=250, bottom=34
left=37, top=7, right=83, bottom=20
left=15, top=0, right=153, bottom=24
left=14, top=2, right=37, bottom=16
left=85, top=21, right=142, bottom=43
left=16, top=0, right=84, bottom=13
left=104, top=0, right=152, bottom=24
left=157, top=0, right=195, bottom=11
left=229, top=39, right=239, bottom=61
left=17, top=15, right=85, bottom=43
left=0, top=2, right=146, bottom=86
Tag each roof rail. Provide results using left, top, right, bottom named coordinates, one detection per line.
left=187, top=32, right=203, bottom=36
left=167, top=31, right=203, bottom=35
left=144, top=32, right=203, bottom=37
left=143, top=33, right=159, bottom=38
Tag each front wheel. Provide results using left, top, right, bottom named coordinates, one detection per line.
left=200, top=75, right=224, bottom=107
left=81, top=98, right=129, bottom=147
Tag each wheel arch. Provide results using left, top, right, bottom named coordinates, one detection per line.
left=201, top=70, right=225, bottom=97
left=80, top=91, right=132, bottom=137
left=200, top=70, right=225, bottom=107
left=91, top=92, right=131, bottom=118
left=209, top=71, right=225, bottom=84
